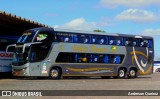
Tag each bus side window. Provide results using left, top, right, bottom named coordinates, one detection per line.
left=114, top=55, right=121, bottom=64
left=116, top=37, right=122, bottom=46
left=56, top=52, right=75, bottom=63
left=75, top=54, right=78, bottom=62
left=140, top=41, right=144, bottom=47
left=65, top=36, right=72, bottom=42
left=59, top=36, right=65, bottom=42
left=109, top=55, right=114, bottom=63
left=92, top=54, right=104, bottom=63
left=36, top=32, right=54, bottom=44
left=36, top=34, right=48, bottom=42
left=92, top=37, right=96, bottom=43
left=73, top=35, right=78, bottom=43
left=92, top=35, right=106, bottom=45
left=148, top=40, right=153, bottom=48
left=116, top=40, right=121, bottom=45
left=139, top=39, right=148, bottom=47
left=55, top=33, right=72, bottom=42
left=109, top=38, right=114, bottom=45
left=124, top=38, right=137, bottom=47
left=109, top=55, right=123, bottom=64
left=92, top=55, right=99, bottom=63
left=124, top=38, right=130, bottom=46
left=64, top=37, right=69, bottom=42
left=109, top=36, right=122, bottom=45
left=144, top=40, right=148, bottom=47
left=99, top=38, right=105, bottom=44
left=104, top=55, right=108, bottom=63
left=132, top=41, right=137, bottom=46
left=109, top=40, right=114, bottom=45
left=125, top=40, right=130, bottom=46
left=76, top=53, right=90, bottom=63
left=106, top=36, right=108, bottom=45
left=77, top=34, right=91, bottom=44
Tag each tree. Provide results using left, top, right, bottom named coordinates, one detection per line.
left=93, top=29, right=106, bottom=33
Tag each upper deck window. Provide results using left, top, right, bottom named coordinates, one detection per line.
left=148, top=40, right=153, bottom=48
left=55, top=32, right=73, bottom=43
left=139, top=39, right=153, bottom=48
left=92, top=35, right=107, bottom=44
left=76, top=34, right=91, bottom=44
left=34, top=31, right=54, bottom=43
left=139, top=39, right=148, bottom=47
left=124, top=38, right=138, bottom=47
left=109, top=36, right=122, bottom=46
left=36, top=34, right=48, bottom=41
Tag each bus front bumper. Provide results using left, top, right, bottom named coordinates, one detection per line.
left=12, top=66, right=30, bottom=76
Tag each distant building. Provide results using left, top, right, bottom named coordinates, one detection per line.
left=0, top=11, right=48, bottom=74
left=154, top=51, right=160, bottom=61
left=0, top=11, right=48, bottom=36
left=153, top=61, right=160, bottom=72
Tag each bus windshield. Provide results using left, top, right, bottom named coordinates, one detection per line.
left=17, top=31, right=36, bottom=43
left=12, top=46, right=30, bottom=66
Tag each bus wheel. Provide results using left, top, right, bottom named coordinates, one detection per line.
left=129, top=69, right=137, bottom=78
left=117, top=68, right=126, bottom=79
left=50, top=68, right=61, bottom=79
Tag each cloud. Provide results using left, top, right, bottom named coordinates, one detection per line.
left=100, top=0, right=160, bottom=8
left=115, top=9, right=158, bottom=22
left=55, top=18, right=96, bottom=30
left=54, top=18, right=109, bottom=31
left=141, top=29, right=160, bottom=36
left=141, top=29, right=160, bottom=60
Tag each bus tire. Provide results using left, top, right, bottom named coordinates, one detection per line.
left=129, top=68, right=137, bottom=78
left=117, top=68, right=126, bottom=79
left=50, top=67, right=62, bottom=79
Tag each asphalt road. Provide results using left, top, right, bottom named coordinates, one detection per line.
left=1, top=73, right=160, bottom=99
left=0, top=73, right=160, bottom=90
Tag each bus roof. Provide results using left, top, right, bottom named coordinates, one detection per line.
left=54, top=28, right=118, bottom=36
left=28, top=27, right=153, bottom=39
left=54, top=28, right=153, bottom=39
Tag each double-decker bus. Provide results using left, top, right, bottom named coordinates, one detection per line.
left=0, top=36, right=18, bottom=76
left=7, top=27, right=154, bottom=79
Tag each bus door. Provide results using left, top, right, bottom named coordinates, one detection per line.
left=29, top=45, right=42, bottom=76
left=29, top=31, right=53, bottom=76
left=29, top=44, right=50, bottom=76
left=29, top=46, right=51, bottom=76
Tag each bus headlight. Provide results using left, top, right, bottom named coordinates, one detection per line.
left=22, top=67, right=28, bottom=71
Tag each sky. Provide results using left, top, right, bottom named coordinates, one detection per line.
left=0, top=0, right=160, bottom=60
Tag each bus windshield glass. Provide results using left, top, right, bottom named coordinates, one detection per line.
left=17, top=31, right=36, bottom=43
left=12, top=46, right=30, bottom=66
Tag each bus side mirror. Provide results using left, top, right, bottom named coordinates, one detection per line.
left=6, top=44, right=16, bottom=53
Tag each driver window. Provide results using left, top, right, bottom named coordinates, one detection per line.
left=30, top=44, right=49, bottom=62
left=35, top=31, right=54, bottom=43
left=31, top=31, right=53, bottom=62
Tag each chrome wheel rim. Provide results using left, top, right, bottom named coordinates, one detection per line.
left=51, top=69, right=58, bottom=77
left=130, top=70, right=136, bottom=77
left=119, top=70, right=125, bottom=78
